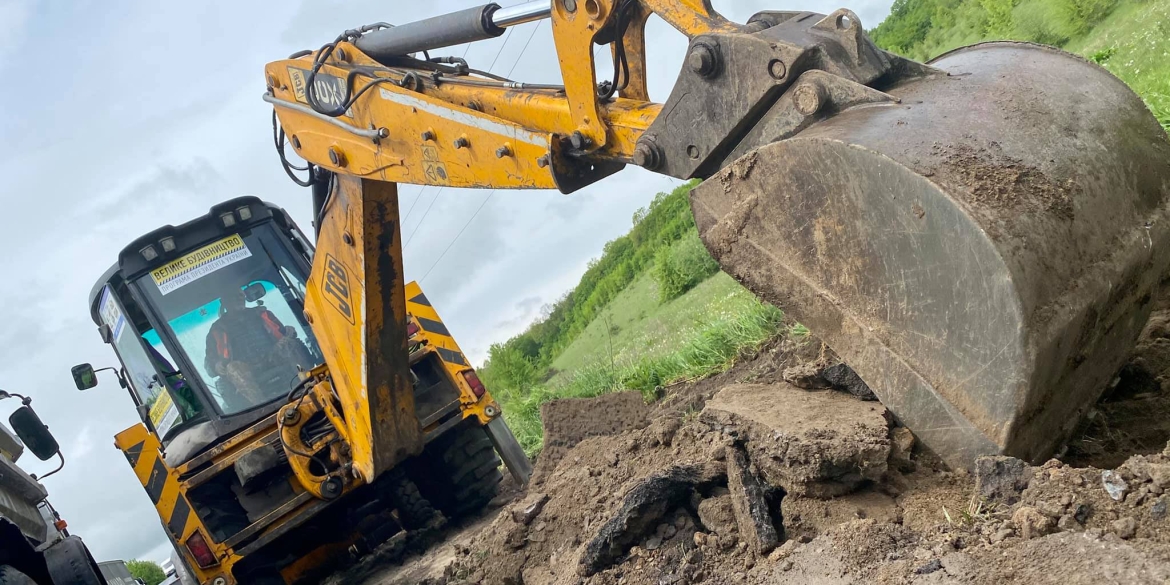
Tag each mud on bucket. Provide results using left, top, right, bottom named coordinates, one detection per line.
left=692, top=42, right=1170, bottom=469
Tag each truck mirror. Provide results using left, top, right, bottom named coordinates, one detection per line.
left=9, top=406, right=60, bottom=461
left=244, top=282, right=267, bottom=303
left=72, top=363, right=98, bottom=390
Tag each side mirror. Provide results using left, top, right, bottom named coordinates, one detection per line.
left=72, top=363, right=98, bottom=390
left=9, top=406, right=60, bottom=461
left=244, top=282, right=267, bottom=303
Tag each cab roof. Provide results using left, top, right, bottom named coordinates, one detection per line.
left=87, top=196, right=296, bottom=325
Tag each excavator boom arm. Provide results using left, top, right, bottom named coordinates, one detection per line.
left=264, top=0, right=898, bottom=193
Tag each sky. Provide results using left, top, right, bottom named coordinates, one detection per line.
left=0, top=0, right=894, bottom=566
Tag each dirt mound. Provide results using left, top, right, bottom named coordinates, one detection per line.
left=431, top=428, right=1170, bottom=585
left=534, top=390, right=651, bottom=481
left=359, top=309, right=1170, bottom=584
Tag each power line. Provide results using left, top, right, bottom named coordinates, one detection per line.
left=412, top=18, right=541, bottom=277
left=505, top=21, right=543, bottom=79
left=401, top=185, right=427, bottom=223
left=415, top=20, right=543, bottom=278
left=420, top=191, right=495, bottom=283
left=403, top=20, right=517, bottom=253
left=486, top=27, right=515, bottom=72
left=403, top=187, right=444, bottom=249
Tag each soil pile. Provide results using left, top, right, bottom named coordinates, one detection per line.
left=362, top=308, right=1170, bottom=585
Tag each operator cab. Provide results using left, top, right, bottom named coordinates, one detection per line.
left=84, top=197, right=323, bottom=464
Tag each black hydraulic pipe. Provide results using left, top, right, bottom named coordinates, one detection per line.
left=355, top=4, right=504, bottom=61
left=311, top=169, right=333, bottom=238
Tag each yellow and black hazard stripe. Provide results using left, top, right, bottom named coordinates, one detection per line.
left=406, top=282, right=470, bottom=368
left=115, top=424, right=207, bottom=564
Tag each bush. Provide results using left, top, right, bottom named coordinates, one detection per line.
left=480, top=343, right=540, bottom=394
left=653, top=232, right=720, bottom=302
left=127, top=560, right=166, bottom=585
left=981, top=0, right=1018, bottom=36
left=1089, top=45, right=1118, bottom=63
left=871, top=0, right=939, bottom=53
left=1013, top=0, right=1075, bottom=44
left=1059, top=0, right=1119, bottom=33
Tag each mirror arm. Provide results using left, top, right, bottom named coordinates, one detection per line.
left=34, top=451, right=65, bottom=481
left=0, top=389, right=32, bottom=405
left=93, top=367, right=129, bottom=389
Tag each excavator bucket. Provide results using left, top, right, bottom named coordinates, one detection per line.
left=693, top=42, right=1170, bottom=468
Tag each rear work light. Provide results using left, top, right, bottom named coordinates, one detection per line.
left=186, top=531, right=218, bottom=568
left=462, top=370, right=486, bottom=398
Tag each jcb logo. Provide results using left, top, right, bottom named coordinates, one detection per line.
left=322, top=254, right=355, bottom=324
left=288, top=67, right=351, bottom=115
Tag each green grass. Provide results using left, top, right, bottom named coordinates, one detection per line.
left=482, top=181, right=701, bottom=375
left=872, top=0, right=1170, bottom=133
left=496, top=290, right=785, bottom=456
left=547, top=271, right=756, bottom=382
left=1063, top=0, right=1170, bottom=132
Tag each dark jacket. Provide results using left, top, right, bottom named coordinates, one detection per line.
left=204, top=307, right=286, bottom=374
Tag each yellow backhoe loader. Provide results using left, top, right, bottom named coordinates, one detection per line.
left=74, top=198, right=528, bottom=584
left=78, top=0, right=1170, bottom=583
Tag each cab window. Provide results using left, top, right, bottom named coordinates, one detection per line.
left=97, top=286, right=194, bottom=438
left=132, top=228, right=323, bottom=416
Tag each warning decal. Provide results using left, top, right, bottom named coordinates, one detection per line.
left=151, top=234, right=252, bottom=295
left=149, top=390, right=180, bottom=438
left=98, top=286, right=127, bottom=342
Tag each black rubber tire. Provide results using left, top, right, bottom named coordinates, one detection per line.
left=43, top=536, right=103, bottom=585
left=386, top=472, right=436, bottom=530
left=0, top=566, right=35, bottom=585
left=412, top=420, right=504, bottom=518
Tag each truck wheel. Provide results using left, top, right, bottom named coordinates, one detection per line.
left=412, top=419, right=504, bottom=518
left=385, top=471, right=436, bottom=530
left=44, top=536, right=103, bottom=585
left=0, top=566, right=35, bottom=585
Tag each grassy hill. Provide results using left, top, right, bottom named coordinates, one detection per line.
left=872, top=0, right=1168, bottom=129
left=547, top=271, right=755, bottom=382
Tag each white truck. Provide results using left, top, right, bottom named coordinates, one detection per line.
left=0, top=389, right=107, bottom=584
